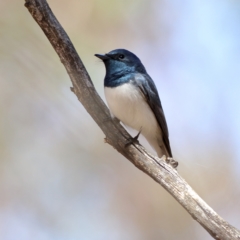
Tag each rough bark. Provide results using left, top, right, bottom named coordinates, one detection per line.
left=24, top=0, right=240, bottom=239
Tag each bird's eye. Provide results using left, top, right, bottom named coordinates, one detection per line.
left=118, top=54, right=125, bottom=59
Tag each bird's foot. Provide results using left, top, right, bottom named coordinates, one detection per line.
left=125, top=130, right=141, bottom=147
left=166, top=157, right=178, bottom=168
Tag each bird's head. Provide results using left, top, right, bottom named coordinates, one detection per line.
left=95, top=49, right=146, bottom=78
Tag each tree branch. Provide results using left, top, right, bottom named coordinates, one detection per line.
left=24, top=1, right=240, bottom=239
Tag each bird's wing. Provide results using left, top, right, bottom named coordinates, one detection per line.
left=133, top=73, right=173, bottom=157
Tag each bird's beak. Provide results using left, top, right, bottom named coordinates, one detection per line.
left=94, top=53, right=110, bottom=60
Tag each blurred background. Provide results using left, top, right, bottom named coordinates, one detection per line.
left=1, top=0, right=240, bottom=239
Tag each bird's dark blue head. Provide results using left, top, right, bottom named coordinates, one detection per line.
left=95, top=49, right=147, bottom=87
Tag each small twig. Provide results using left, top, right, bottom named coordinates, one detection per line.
left=24, top=1, right=240, bottom=239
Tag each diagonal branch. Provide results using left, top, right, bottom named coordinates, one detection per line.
left=24, top=0, right=240, bottom=239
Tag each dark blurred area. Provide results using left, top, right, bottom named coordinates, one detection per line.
left=1, top=0, right=240, bottom=239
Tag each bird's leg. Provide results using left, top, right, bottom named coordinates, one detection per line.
left=125, top=128, right=142, bottom=147
left=166, top=157, right=178, bottom=169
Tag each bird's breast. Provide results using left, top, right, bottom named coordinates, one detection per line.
left=104, top=82, right=160, bottom=138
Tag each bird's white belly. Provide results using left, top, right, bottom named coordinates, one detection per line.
left=104, top=83, right=161, bottom=142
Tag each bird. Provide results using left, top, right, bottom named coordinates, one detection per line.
left=95, top=49, right=178, bottom=168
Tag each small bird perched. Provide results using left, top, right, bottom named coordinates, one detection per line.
left=95, top=49, right=178, bottom=168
